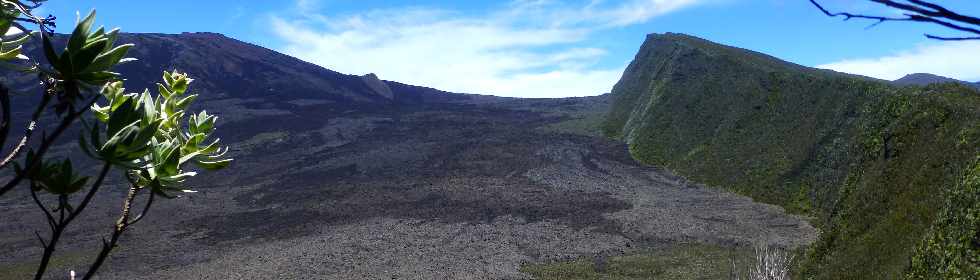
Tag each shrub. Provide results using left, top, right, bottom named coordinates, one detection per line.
left=0, top=2, right=231, bottom=279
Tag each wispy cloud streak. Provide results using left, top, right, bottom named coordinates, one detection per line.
left=270, top=0, right=702, bottom=97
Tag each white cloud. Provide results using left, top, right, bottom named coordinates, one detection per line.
left=296, top=0, right=321, bottom=12
left=269, top=0, right=702, bottom=97
left=503, top=0, right=703, bottom=28
left=817, top=41, right=980, bottom=82
left=586, top=0, right=703, bottom=27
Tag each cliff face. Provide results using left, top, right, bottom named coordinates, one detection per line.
left=603, top=33, right=980, bottom=279
left=603, top=33, right=874, bottom=205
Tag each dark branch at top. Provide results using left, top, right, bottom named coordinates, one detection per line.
left=810, top=0, right=980, bottom=40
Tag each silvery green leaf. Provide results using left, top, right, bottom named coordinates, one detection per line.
left=68, top=10, right=96, bottom=53
left=42, top=32, right=59, bottom=66
left=81, top=43, right=132, bottom=73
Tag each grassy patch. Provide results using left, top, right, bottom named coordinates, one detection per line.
left=521, top=244, right=752, bottom=280
left=0, top=250, right=92, bottom=280
left=540, top=109, right=610, bottom=137
left=231, top=130, right=289, bottom=154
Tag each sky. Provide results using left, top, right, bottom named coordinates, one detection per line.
left=34, top=0, right=980, bottom=97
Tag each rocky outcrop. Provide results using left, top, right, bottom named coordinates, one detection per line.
left=360, top=73, right=395, bottom=100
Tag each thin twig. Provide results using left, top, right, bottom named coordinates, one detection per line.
left=810, top=0, right=980, bottom=40
left=32, top=214, right=66, bottom=280
left=29, top=161, right=111, bottom=279
left=29, top=186, right=55, bottom=230
left=31, top=163, right=112, bottom=279
left=906, top=14, right=980, bottom=37
left=57, top=194, right=66, bottom=224
left=126, top=192, right=155, bottom=226
left=0, top=93, right=52, bottom=169
left=0, top=84, right=11, bottom=153
left=82, top=185, right=143, bottom=280
left=33, top=231, right=46, bottom=248
left=7, top=1, right=55, bottom=32
left=924, top=35, right=980, bottom=40
left=882, top=0, right=980, bottom=25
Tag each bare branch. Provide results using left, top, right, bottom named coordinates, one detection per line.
left=30, top=161, right=111, bottom=279
left=810, top=0, right=980, bottom=40
left=886, top=0, right=980, bottom=25
left=56, top=195, right=66, bottom=224
left=0, top=85, right=11, bottom=154
left=0, top=93, right=101, bottom=196
left=29, top=186, right=55, bottom=230
left=7, top=0, right=56, bottom=32
left=925, top=35, right=980, bottom=40
left=32, top=215, right=66, bottom=280
left=126, top=192, right=155, bottom=227
left=905, top=14, right=980, bottom=37
left=0, top=93, right=52, bottom=169
left=810, top=0, right=906, bottom=22
left=83, top=185, right=142, bottom=280
left=33, top=231, right=46, bottom=248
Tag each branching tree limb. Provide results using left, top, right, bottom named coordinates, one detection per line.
left=0, top=94, right=101, bottom=196
left=810, top=0, right=980, bottom=40
left=83, top=185, right=148, bottom=280
left=0, top=91, right=52, bottom=169
left=31, top=162, right=112, bottom=280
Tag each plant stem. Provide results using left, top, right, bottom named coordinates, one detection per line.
left=33, top=196, right=68, bottom=280
left=82, top=185, right=143, bottom=280
left=0, top=92, right=51, bottom=169
left=30, top=163, right=112, bottom=280
left=0, top=84, right=11, bottom=154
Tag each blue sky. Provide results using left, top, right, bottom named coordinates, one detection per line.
left=36, top=1, right=980, bottom=97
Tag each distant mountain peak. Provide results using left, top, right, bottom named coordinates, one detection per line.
left=642, top=33, right=837, bottom=77
left=170, top=32, right=229, bottom=39
left=892, top=73, right=971, bottom=87
left=180, top=31, right=226, bottom=37
left=7, top=32, right=482, bottom=129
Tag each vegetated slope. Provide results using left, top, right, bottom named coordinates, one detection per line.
left=907, top=157, right=980, bottom=279
left=602, top=33, right=980, bottom=279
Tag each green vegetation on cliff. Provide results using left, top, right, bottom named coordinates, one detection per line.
left=522, top=244, right=752, bottom=280
left=603, top=33, right=980, bottom=279
left=907, top=158, right=980, bottom=279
